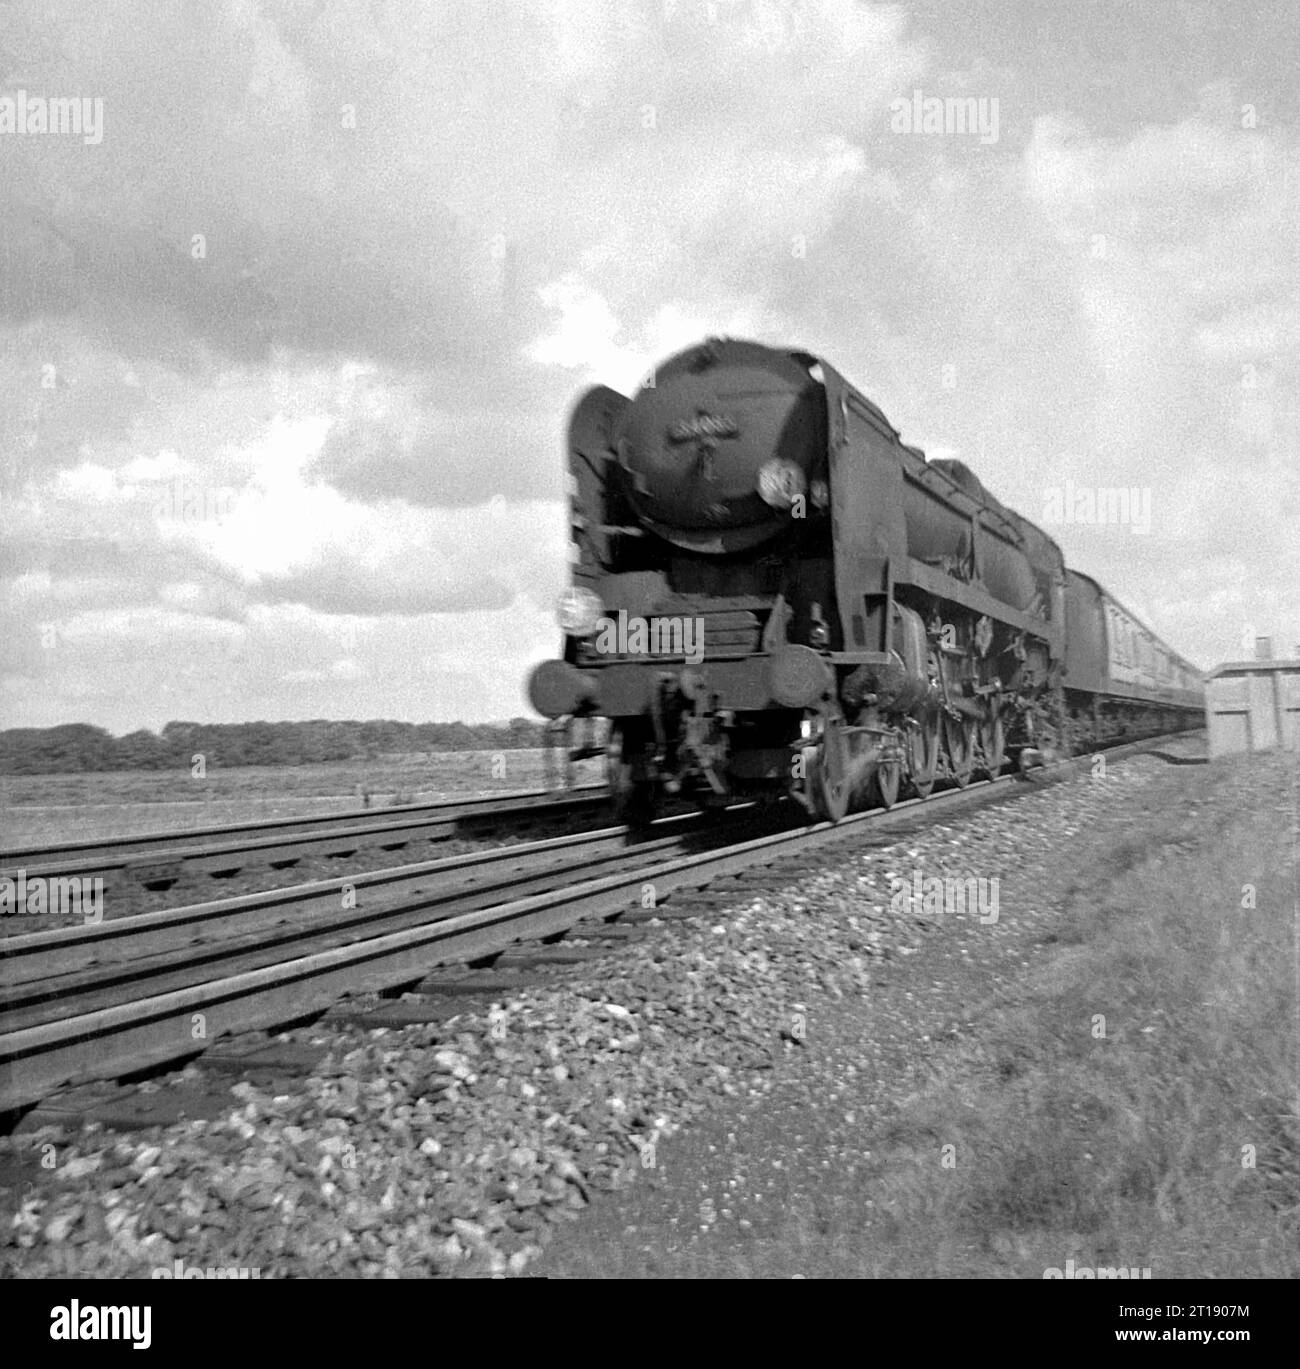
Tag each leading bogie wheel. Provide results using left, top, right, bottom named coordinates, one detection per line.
left=906, top=717, right=940, bottom=799
left=943, top=716, right=976, bottom=788
left=871, top=757, right=902, bottom=810
left=607, top=724, right=657, bottom=828
left=980, top=713, right=1006, bottom=778
left=809, top=718, right=851, bottom=823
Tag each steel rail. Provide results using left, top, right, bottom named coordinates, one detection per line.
left=0, top=785, right=609, bottom=887
left=0, top=809, right=766, bottom=1009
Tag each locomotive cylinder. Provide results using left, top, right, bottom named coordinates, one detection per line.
left=766, top=644, right=834, bottom=709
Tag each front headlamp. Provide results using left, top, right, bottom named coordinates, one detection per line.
left=557, top=586, right=604, bottom=638
left=757, top=458, right=807, bottom=509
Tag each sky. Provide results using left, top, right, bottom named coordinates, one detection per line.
left=1, top=0, right=1296, bottom=732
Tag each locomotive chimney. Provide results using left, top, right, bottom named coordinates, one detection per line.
left=1254, top=635, right=1273, bottom=661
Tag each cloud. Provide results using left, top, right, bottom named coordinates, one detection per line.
left=1, top=1, right=1296, bottom=728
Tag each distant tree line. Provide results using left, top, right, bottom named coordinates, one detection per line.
left=0, top=719, right=549, bottom=774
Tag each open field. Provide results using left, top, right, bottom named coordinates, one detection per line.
left=0, top=749, right=604, bottom=848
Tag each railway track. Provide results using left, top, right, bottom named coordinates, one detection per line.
left=0, top=733, right=1193, bottom=1118
left=0, top=785, right=609, bottom=893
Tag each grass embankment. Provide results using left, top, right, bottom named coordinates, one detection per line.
left=863, top=757, right=1298, bottom=1277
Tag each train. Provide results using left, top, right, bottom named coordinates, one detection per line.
left=528, top=338, right=1203, bottom=823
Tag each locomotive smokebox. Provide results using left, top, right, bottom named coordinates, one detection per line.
left=843, top=604, right=937, bottom=716
left=613, top=340, right=826, bottom=555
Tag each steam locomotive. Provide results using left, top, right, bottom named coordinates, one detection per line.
left=528, top=338, right=1203, bottom=823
